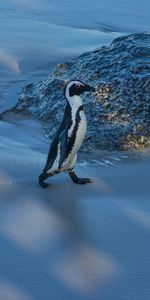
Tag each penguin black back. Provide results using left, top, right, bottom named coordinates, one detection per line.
left=44, top=102, right=72, bottom=172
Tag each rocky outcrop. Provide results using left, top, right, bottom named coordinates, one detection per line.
left=14, top=32, right=150, bottom=151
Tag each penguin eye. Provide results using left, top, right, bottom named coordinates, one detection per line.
left=69, top=83, right=84, bottom=97
left=76, top=83, right=84, bottom=89
left=76, top=84, right=81, bottom=88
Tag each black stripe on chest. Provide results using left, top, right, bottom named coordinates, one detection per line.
left=67, top=105, right=83, bottom=154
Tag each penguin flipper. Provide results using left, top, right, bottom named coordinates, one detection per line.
left=43, top=114, right=71, bottom=173
left=43, top=138, right=58, bottom=172
left=58, top=128, right=68, bottom=168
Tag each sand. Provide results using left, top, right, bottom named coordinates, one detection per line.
left=0, top=113, right=150, bottom=300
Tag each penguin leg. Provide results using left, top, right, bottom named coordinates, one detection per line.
left=39, top=172, right=50, bottom=188
left=68, top=171, right=92, bottom=184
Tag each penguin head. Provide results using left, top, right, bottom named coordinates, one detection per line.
left=64, top=80, right=95, bottom=105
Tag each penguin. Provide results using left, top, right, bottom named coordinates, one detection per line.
left=39, top=80, right=95, bottom=188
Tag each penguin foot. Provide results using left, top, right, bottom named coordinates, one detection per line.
left=39, top=181, right=49, bottom=188
left=39, top=173, right=49, bottom=188
left=68, top=171, right=93, bottom=185
left=75, top=178, right=92, bottom=184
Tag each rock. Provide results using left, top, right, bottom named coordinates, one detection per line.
left=13, top=32, right=150, bottom=151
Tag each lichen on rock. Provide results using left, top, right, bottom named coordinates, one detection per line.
left=14, top=32, right=150, bottom=151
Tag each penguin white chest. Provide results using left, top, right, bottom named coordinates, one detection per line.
left=60, top=109, right=87, bottom=172
left=71, top=110, right=87, bottom=154
left=77, top=110, right=87, bottom=144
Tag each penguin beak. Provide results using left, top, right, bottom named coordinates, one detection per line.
left=84, top=84, right=95, bottom=93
